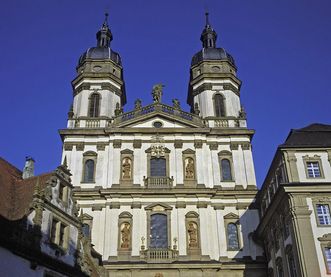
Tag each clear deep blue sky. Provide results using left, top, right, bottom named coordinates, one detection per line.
left=0, top=0, right=330, bottom=186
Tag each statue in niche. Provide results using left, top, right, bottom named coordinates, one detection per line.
left=194, top=102, right=200, bottom=116
left=172, top=98, right=181, bottom=110
left=122, top=158, right=132, bottom=179
left=120, top=222, right=130, bottom=249
left=152, top=83, right=164, bottom=103
left=188, top=222, right=198, bottom=248
left=185, top=158, right=195, bottom=179
left=134, top=99, right=142, bottom=110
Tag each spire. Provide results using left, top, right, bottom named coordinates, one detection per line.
left=96, top=12, right=113, bottom=48
left=200, top=12, right=217, bottom=48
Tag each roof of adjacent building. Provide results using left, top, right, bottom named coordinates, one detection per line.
left=0, top=157, right=52, bottom=221
left=281, top=123, right=331, bottom=147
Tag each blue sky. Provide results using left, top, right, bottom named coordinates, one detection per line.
left=0, top=0, right=330, bottom=186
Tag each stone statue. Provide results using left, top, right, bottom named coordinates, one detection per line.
left=134, top=99, right=142, bottom=110
left=188, top=222, right=198, bottom=248
left=122, top=158, right=131, bottom=179
left=114, top=102, right=122, bottom=116
left=121, top=223, right=130, bottom=249
left=152, top=84, right=164, bottom=103
left=239, top=106, right=246, bottom=119
left=194, top=103, right=200, bottom=116
left=172, top=98, right=181, bottom=110
left=185, top=158, right=195, bottom=179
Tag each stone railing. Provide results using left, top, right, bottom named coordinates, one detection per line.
left=86, top=119, right=100, bottom=128
left=140, top=248, right=178, bottom=263
left=143, top=176, right=173, bottom=188
left=68, top=118, right=112, bottom=129
left=112, top=102, right=203, bottom=126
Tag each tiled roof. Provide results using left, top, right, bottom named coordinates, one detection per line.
left=281, top=123, right=331, bottom=147
left=0, top=157, right=52, bottom=220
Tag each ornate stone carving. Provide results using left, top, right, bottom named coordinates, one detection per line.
left=194, top=103, right=200, bottom=116
left=230, top=143, right=239, bottom=150
left=172, top=98, right=181, bottom=110
left=113, top=139, right=122, bottom=148
left=194, top=140, right=203, bottom=148
left=241, top=143, right=251, bottom=150
left=133, top=139, right=142, bottom=148
left=96, top=142, right=107, bottom=150
left=185, top=158, right=195, bottom=179
left=152, top=83, right=164, bottom=103
left=122, top=158, right=132, bottom=179
left=151, top=134, right=166, bottom=158
left=76, top=143, right=84, bottom=151
left=209, top=143, right=218, bottom=150
left=63, top=143, right=73, bottom=151
left=174, top=139, right=183, bottom=148
left=188, top=222, right=198, bottom=248
left=134, top=99, right=142, bottom=110
left=120, top=223, right=131, bottom=249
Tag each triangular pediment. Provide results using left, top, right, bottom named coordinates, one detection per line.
left=224, top=212, right=239, bottom=219
left=112, top=103, right=204, bottom=128
left=144, top=203, right=173, bottom=211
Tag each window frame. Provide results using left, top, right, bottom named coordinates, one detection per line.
left=218, top=150, right=235, bottom=182
left=49, top=217, right=69, bottom=251
left=88, top=93, right=101, bottom=118
left=81, top=151, right=97, bottom=183
left=312, top=198, right=331, bottom=227
left=224, top=212, right=242, bottom=251
left=318, top=234, right=331, bottom=274
left=303, top=155, right=324, bottom=179
left=145, top=203, right=172, bottom=250
left=213, top=93, right=226, bottom=117
left=315, top=203, right=331, bottom=226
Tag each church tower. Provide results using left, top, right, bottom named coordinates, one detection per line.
left=188, top=13, right=246, bottom=128
left=68, top=13, right=126, bottom=129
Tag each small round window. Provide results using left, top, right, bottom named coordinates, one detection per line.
left=153, top=121, right=163, bottom=128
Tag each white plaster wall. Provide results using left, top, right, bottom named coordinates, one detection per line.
left=295, top=152, right=331, bottom=182
left=73, top=88, right=121, bottom=118
left=193, top=89, right=241, bottom=118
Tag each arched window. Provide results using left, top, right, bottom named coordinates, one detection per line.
left=214, top=94, right=225, bottom=117
left=83, top=159, right=95, bottom=182
left=88, top=93, right=100, bottom=117
left=227, top=223, right=239, bottom=250
left=150, top=157, right=166, bottom=177
left=221, top=159, right=232, bottom=181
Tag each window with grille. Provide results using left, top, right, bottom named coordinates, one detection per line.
left=83, top=159, right=95, bottom=182
left=150, top=158, right=166, bottom=177
left=214, top=94, right=225, bottom=117
left=221, top=159, right=232, bottom=181
left=316, top=204, right=331, bottom=225
left=324, top=248, right=331, bottom=273
left=88, top=93, right=100, bottom=117
left=306, top=161, right=321, bottom=178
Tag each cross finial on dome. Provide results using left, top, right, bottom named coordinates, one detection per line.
left=103, top=12, right=109, bottom=28
left=205, top=11, right=210, bottom=26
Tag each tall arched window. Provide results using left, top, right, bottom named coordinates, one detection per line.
left=221, top=159, right=232, bottom=181
left=83, top=159, right=95, bottom=182
left=227, top=223, right=239, bottom=250
left=150, top=157, right=166, bottom=177
left=88, top=93, right=100, bottom=117
left=214, top=94, right=225, bottom=117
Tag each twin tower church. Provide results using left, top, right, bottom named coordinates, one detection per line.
left=60, top=13, right=266, bottom=276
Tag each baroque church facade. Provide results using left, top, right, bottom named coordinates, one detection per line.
left=59, top=14, right=266, bottom=276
